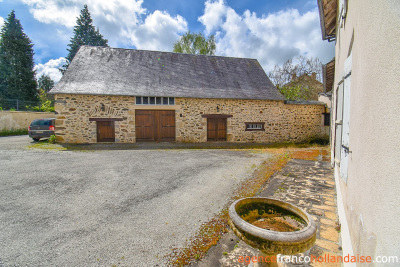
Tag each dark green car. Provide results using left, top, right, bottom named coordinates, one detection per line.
left=28, top=118, right=55, bottom=141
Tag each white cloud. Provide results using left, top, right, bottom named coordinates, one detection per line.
left=198, top=0, right=227, bottom=34
left=21, top=0, right=80, bottom=27
left=129, top=10, right=187, bottom=51
left=198, top=0, right=335, bottom=73
left=83, top=0, right=146, bottom=46
left=34, top=57, right=67, bottom=83
left=0, top=16, right=4, bottom=29
left=21, top=0, right=187, bottom=51
left=24, top=0, right=188, bottom=86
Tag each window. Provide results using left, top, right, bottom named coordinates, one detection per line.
left=135, top=96, right=175, bottom=105
left=323, top=113, right=330, bottom=126
left=30, top=119, right=52, bottom=126
left=245, top=122, right=265, bottom=131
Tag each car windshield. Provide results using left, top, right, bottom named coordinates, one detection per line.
left=31, top=120, right=50, bottom=126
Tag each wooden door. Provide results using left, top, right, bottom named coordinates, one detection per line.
left=158, top=111, right=176, bottom=141
left=135, top=110, right=175, bottom=142
left=97, top=121, right=115, bottom=142
left=135, top=110, right=155, bottom=141
left=207, top=118, right=227, bottom=141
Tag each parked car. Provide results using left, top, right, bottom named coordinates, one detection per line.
left=28, top=118, right=55, bottom=141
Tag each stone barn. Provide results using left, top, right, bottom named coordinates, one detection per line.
left=50, top=46, right=326, bottom=143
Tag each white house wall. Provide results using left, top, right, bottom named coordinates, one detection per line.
left=332, top=0, right=400, bottom=260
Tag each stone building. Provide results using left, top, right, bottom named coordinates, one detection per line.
left=50, top=46, right=326, bottom=143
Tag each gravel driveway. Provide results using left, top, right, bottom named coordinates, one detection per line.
left=0, top=136, right=272, bottom=266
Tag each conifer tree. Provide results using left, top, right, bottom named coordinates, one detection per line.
left=0, top=10, right=37, bottom=103
left=61, top=5, right=108, bottom=73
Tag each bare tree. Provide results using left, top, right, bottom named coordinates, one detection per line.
left=268, top=56, right=322, bottom=87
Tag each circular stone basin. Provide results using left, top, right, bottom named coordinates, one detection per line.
left=229, top=198, right=317, bottom=256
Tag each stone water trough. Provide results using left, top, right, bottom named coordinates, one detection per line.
left=229, top=197, right=317, bottom=267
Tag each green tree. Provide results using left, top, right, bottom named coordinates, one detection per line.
left=37, top=88, right=54, bottom=112
left=0, top=10, right=37, bottom=103
left=37, top=74, right=54, bottom=92
left=269, top=56, right=323, bottom=101
left=278, top=85, right=309, bottom=101
left=60, top=5, right=108, bottom=73
left=173, top=31, right=216, bottom=55
left=268, top=56, right=322, bottom=87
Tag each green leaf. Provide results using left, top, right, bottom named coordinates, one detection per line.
left=173, top=31, right=216, bottom=55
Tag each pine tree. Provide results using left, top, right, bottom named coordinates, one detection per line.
left=60, top=5, right=108, bottom=73
left=0, top=10, right=37, bottom=103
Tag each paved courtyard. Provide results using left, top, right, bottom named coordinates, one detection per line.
left=0, top=136, right=272, bottom=266
left=195, top=157, right=342, bottom=267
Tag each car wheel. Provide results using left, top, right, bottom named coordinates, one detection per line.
left=32, top=138, right=40, bottom=142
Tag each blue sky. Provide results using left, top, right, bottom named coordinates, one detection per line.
left=0, top=0, right=334, bottom=83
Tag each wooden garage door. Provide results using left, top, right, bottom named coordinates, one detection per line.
left=97, top=121, right=115, bottom=142
left=207, top=118, right=227, bottom=141
left=135, top=110, right=175, bottom=142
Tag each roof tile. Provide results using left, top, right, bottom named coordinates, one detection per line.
left=50, top=46, right=285, bottom=101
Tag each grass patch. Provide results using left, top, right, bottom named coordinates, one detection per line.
left=27, top=140, right=67, bottom=151
left=0, top=128, right=28, bottom=136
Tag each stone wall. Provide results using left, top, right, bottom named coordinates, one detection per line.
left=0, top=111, right=55, bottom=131
left=54, top=94, right=326, bottom=143
left=54, top=94, right=136, bottom=143
left=175, top=98, right=325, bottom=143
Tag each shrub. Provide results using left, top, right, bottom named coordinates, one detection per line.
left=0, top=129, right=28, bottom=136
left=38, top=89, right=55, bottom=112
left=48, top=134, right=56, bottom=144
left=304, top=135, right=330, bottom=145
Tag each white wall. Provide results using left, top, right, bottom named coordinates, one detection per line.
left=0, top=111, right=55, bottom=131
left=332, top=0, right=400, bottom=261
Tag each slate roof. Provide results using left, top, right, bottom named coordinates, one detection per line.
left=50, top=46, right=285, bottom=101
